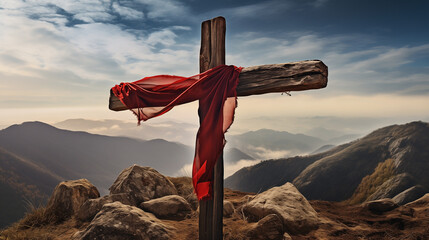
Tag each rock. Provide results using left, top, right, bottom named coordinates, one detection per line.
left=109, top=165, right=177, bottom=204
left=72, top=202, right=174, bottom=240
left=367, top=173, right=416, bottom=201
left=76, top=193, right=137, bottom=222
left=393, top=185, right=427, bottom=205
left=223, top=200, right=235, bottom=217
left=168, top=176, right=198, bottom=210
left=242, top=182, right=320, bottom=235
left=405, top=193, right=429, bottom=207
left=247, top=214, right=284, bottom=240
left=363, top=198, right=398, bottom=213
left=140, top=195, right=191, bottom=220
left=45, top=179, right=99, bottom=222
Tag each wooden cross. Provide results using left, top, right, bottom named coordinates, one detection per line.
left=109, top=16, right=327, bottom=240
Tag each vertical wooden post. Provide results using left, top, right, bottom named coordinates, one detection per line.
left=199, top=16, right=225, bottom=240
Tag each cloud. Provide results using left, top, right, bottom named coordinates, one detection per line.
left=0, top=1, right=198, bottom=110
left=224, top=159, right=261, bottom=178
left=146, top=29, right=177, bottom=46
left=227, top=31, right=429, bottom=96
left=206, top=0, right=290, bottom=20
left=311, top=0, right=330, bottom=7
left=73, top=11, right=114, bottom=23
left=112, top=2, right=144, bottom=20
left=136, top=0, right=189, bottom=20
left=245, top=146, right=292, bottom=159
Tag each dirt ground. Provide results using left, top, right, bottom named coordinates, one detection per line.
left=3, top=188, right=429, bottom=239
left=158, top=188, right=429, bottom=240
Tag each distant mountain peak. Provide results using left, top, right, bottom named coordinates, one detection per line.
left=2, top=121, right=58, bottom=132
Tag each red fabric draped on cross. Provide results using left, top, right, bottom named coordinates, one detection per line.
left=111, top=65, right=242, bottom=200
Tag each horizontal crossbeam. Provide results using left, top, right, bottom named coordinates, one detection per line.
left=108, top=60, right=327, bottom=111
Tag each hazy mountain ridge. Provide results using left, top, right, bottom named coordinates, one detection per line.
left=0, top=122, right=195, bottom=194
left=0, top=121, right=258, bottom=228
left=226, top=121, right=429, bottom=204
left=0, top=147, right=63, bottom=228
left=55, top=119, right=356, bottom=159
left=227, top=128, right=325, bottom=159
left=225, top=143, right=351, bottom=193
left=54, top=118, right=198, bottom=146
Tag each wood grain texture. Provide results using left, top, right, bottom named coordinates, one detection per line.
left=208, top=17, right=225, bottom=240
left=198, top=17, right=214, bottom=240
left=236, top=60, right=327, bottom=96
left=108, top=60, right=328, bottom=111
left=198, top=16, right=225, bottom=240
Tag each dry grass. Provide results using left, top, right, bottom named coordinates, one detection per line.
left=0, top=218, right=81, bottom=240
left=0, top=200, right=83, bottom=240
left=346, top=158, right=396, bottom=205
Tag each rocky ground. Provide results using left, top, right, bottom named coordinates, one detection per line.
left=2, top=165, right=429, bottom=240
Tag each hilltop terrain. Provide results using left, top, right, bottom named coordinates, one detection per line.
left=226, top=121, right=429, bottom=205
left=1, top=165, right=429, bottom=240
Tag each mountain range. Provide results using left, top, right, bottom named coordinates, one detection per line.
left=54, top=118, right=358, bottom=159
left=0, top=121, right=255, bottom=228
left=3, top=120, right=425, bottom=229
left=226, top=121, right=429, bottom=205
left=0, top=121, right=198, bottom=227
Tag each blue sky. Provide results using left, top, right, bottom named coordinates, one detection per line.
left=0, top=0, right=428, bottom=135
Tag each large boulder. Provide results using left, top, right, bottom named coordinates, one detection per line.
left=247, top=214, right=284, bottom=240
left=109, top=165, right=177, bottom=204
left=242, top=182, right=320, bottom=235
left=45, top=179, right=99, bottom=222
left=140, top=195, right=191, bottom=220
left=72, top=202, right=174, bottom=240
left=393, top=185, right=427, bottom=205
left=362, top=198, right=399, bottom=213
left=76, top=193, right=137, bottom=222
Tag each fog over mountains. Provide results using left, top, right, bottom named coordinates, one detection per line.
left=53, top=118, right=359, bottom=159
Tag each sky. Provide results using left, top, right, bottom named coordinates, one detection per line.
left=1, top=0, right=429, bottom=136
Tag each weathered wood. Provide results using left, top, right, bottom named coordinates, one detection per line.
left=237, top=60, right=327, bottom=96
left=212, top=152, right=224, bottom=240
left=108, top=60, right=328, bottom=111
left=207, top=16, right=225, bottom=240
left=198, top=16, right=225, bottom=240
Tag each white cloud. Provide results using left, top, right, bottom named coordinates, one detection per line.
left=224, top=159, right=261, bottom=178
left=0, top=2, right=197, bottom=110
left=208, top=0, right=290, bottom=19
left=73, top=11, right=114, bottom=23
left=246, top=146, right=292, bottom=159
left=227, top=31, right=429, bottom=96
left=112, top=2, right=144, bottom=20
left=147, top=29, right=177, bottom=46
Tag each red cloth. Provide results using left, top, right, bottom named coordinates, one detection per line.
left=111, top=65, right=242, bottom=200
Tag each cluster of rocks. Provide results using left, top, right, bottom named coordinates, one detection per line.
left=44, top=164, right=322, bottom=239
